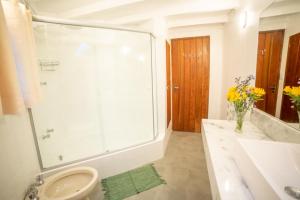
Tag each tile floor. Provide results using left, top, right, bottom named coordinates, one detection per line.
left=90, top=131, right=212, bottom=200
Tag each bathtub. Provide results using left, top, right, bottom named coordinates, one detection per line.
left=42, top=125, right=171, bottom=179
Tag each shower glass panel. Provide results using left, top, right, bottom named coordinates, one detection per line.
left=31, top=21, right=155, bottom=169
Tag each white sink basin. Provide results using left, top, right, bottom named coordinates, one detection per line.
left=39, top=167, right=98, bottom=200
left=234, top=139, right=300, bottom=200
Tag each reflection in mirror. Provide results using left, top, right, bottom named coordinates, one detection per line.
left=256, top=0, right=300, bottom=129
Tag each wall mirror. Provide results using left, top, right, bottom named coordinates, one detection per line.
left=256, top=0, right=300, bottom=129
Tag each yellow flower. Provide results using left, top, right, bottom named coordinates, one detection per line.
left=227, top=87, right=240, bottom=102
left=227, top=87, right=248, bottom=102
left=241, top=92, right=247, bottom=100
left=228, top=87, right=237, bottom=93
left=284, top=86, right=300, bottom=97
left=284, top=86, right=292, bottom=93
left=227, top=85, right=266, bottom=103
left=253, top=87, right=265, bottom=97
left=291, top=86, right=300, bottom=96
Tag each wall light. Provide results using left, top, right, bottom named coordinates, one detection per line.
left=240, top=10, right=254, bottom=29
left=239, top=11, right=248, bottom=29
left=242, top=11, right=248, bottom=28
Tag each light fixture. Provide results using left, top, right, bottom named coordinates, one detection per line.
left=243, top=11, right=248, bottom=28
left=240, top=10, right=249, bottom=28
left=240, top=10, right=254, bottom=29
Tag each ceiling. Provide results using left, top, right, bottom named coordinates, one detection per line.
left=28, top=0, right=300, bottom=28
left=28, top=0, right=239, bottom=27
left=261, top=0, right=300, bottom=18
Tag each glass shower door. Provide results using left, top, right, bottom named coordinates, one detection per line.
left=31, top=21, right=155, bottom=169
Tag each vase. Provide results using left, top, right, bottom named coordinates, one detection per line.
left=235, top=111, right=247, bottom=133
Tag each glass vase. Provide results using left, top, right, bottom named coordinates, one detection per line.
left=235, top=110, right=247, bottom=133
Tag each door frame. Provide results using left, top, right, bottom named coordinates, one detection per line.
left=166, top=41, right=171, bottom=128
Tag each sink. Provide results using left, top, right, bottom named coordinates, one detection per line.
left=39, top=167, right=98, bottom=200
left=234, top=139, right=300, bottom=200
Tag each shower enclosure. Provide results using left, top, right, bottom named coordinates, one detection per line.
left=30, top=18, right=157, bottom=170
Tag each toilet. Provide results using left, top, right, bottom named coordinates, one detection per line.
left=38, top=167, right=98, bottom=200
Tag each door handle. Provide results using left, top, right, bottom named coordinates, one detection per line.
left=268, top=85, right=277, bottom=93
left=173, top=86, right=179, bottom=90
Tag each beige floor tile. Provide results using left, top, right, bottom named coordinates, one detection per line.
left=90, top=131, right=212, bottom=200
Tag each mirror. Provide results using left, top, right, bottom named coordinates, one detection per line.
left=256, top=0, right=300, bottom=129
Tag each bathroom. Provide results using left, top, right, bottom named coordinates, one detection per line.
left=0, top=0, right=300, bottom=199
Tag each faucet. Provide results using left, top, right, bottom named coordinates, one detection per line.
left=24, top=184, right=39, bottom=200
left=23, top=174, right=44, bottom=200
left=285, top=186, right=300, bottom=199
left=35, top=174, right=44, bottom=186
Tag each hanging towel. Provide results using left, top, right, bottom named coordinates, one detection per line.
left=0, top=0, right=41, bottom=114
left=0, top=0, right=24, bottom=114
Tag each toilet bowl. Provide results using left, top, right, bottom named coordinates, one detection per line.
left=39, top=167, right=98, bottom=200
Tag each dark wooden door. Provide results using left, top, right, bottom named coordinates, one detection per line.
left=166, top=41, right=171, bottom=127
left=255, top=30, right=284, bottom=116
left=171, top=36, right=210, bottom=133
left=280, top=32, right=300, bottom=122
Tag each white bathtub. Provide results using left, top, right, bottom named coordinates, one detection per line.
left=42, top=127, right=171, bottom=179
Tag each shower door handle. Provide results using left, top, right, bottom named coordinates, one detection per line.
left=41, top=133, right=51, bottom=140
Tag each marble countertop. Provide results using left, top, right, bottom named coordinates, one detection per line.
left=202, top=119, right=271, bottom=200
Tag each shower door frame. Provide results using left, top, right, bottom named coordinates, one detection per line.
left=29, top=15, right=158, bottom=171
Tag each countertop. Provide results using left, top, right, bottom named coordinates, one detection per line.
left=201, top=119, right=271, bottom=200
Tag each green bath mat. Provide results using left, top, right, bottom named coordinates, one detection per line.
left=101, top=164, right=166, bottom=200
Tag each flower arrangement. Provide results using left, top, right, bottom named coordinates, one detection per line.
left=227, top=75, right=265, bottom=132
left=283, top=86, right=300, bottom=127
left=283, top=86, right=300, bottom=110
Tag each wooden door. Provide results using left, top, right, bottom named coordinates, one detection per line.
left=255, top=30, right=284, bottom=116
left=166, top=41, right=171, bottom=127
left=171, top=36, right=210, bottom=133
left=280, top=32, right=300, bottom=122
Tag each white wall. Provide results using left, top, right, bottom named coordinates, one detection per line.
left=0, top=113, right=40, bottom=200
left=151, top=18, right=168, bottom=137
left=260, top=13, right=300, bottom=117
left=168, top=24, right=224, bottom=119
left=221, top=10, right=261, bottom=118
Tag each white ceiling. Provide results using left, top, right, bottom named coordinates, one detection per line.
left=261, top=0, right=300, bottom=18
left=28, top=0, right=300, bottom=28
left=29, top=0, right=239, bottom=27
